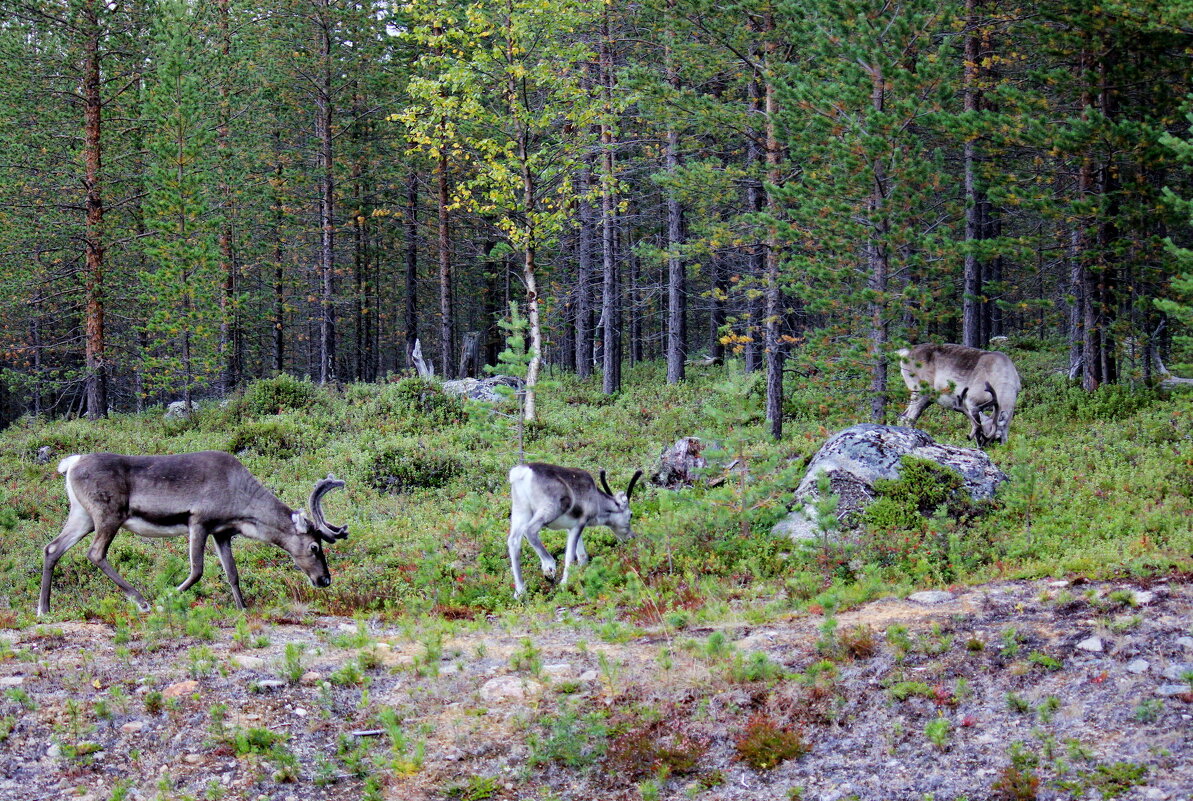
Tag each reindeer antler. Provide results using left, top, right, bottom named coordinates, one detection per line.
left=309, top=474, right=349, bottom=543
left=598, top=469, right=614, bottom=497
left=625, top=470, right=642, bottom=500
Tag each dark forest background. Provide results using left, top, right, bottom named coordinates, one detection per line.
left=1, top=0, right=1191, bottom=436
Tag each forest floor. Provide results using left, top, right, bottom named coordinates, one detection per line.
left=1, top=576, right=1190, bottom=801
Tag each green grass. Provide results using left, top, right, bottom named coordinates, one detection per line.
left=3, top=342, right=1190, bottom=626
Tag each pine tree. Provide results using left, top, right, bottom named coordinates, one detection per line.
left=138, top=0, right=223, bottom=405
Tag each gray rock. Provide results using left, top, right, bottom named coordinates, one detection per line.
left=1161, top=663, right=1193, bottom=681
left=164, top=400, right=194, bottom=419
left=0, top=676, right=25, bottom=687
left=1076, top=637, right=1103, bottom=652
left=651, top=437, right=708, bottom=489
left=34, top=446, right=52, bottom=465
left=772, top=424, right=1009, bottom=541
left=231, top=655, right=265, bottom=670
left=908, top=591, right=954, bottom=605
left=254, top=679, right=287, bottom=690
left=1132, top=590, right=1157, bottom=606
left=1155, top=684, right=1191, bottom=697
left=1176, top=637, right=1193, bottom=650
left=479, top=676, right=542, bottom=703
left=442, top=375, right=521, bottom=403
left=1126, top=659, right=1150, bottom=674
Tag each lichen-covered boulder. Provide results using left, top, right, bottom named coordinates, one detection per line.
left=651, top=436, right=708, bottom=489
left=441, top=375, right=522, bottom=403
left=771, top=424, right=1008, bottom=541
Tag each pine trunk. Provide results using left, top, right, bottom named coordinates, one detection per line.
left=83, top=0, right=106, bottom=419
left=404, top=169, right=419, bottom=370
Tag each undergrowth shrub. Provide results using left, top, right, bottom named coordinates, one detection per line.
left=604, top=722, right=706, bottom=781
left=733, top=714, right=809, bottom=770
left=241, top=374, right=325, bottom=415
left=371, top=378, right=466, bottom=429
left=228, top=418, right=324, bottom=458
left=369, top=444, right=463, bottom=493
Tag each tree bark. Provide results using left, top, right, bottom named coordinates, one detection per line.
left=744, top=64, right=765, bottom=374
left=404, top=169, right=419, bottom=370
left=575, top=149, right=595, bottom=378
left=600, top=18, right=621, bottom=395
left=437, top=151, right=454, bottom=379
left=316, top=0, right=336, bottom=384
left=763, top=34, right=784, bottom=440
left=961, top=0, right=983, bottom=349
left=868, top=63, right=889, bottom=423
left=82, top=0, right=106, bottom=419
left=665, top=6, right=685, bottom=383
left=272, top=130, right=286, bottom=374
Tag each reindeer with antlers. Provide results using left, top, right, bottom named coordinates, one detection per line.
left=507, top=463, right=643, bottom=598
left=38, top=451, right=349, bottom=614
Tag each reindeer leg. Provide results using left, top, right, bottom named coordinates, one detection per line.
left=575, top=533, right=589, bottom=566
left=87, top=521, right=150, bottom=613
left=212, top=534, right=246, bottom=610
left=523, top=515, right=558, bottom=582
left=176, top=521, right=209, bottom=594
left=510, top=509, right=557, bottom=598
left=898, top=392, right=933, bottom=426
left=38, top=504, right=95, bottom=616
left=560, top=524, right=587, bottom=587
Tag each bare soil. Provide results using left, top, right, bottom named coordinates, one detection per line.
left=1, top=578, right=1190, bottom=801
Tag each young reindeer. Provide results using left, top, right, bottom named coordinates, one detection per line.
left=39, top=451, right=349, bottom=615
left=896, top=343, right=1022, bottom=446
left=507, top=463, right=642, bottom=598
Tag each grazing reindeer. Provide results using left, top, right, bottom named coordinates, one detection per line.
left=39, top=451, right=349, bottom=615
left=896, top=343, right=1022, bottom=446
left=508, top=463, right=642, bottom=598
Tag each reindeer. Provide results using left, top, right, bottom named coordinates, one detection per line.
left=38, top=451, right=349, bottom=615
left=508, top=463, right=642, bottom=598
left=896, top=343, right=1021, bottom=446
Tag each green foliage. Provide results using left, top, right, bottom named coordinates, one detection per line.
left=371, top=379, right=466, bottom=429
left=228, top=418, right=324, bottom=458
left=527, top=704, right=609, bottom=768
left=368, top=444, right=463, bottom=493
left=889, top=681, right=935, bottom=701
left=924, top=717, right=951, bottom=750
left=733, top=715, right=809, bottom=771
left=241, top=375, right=324, bottom=416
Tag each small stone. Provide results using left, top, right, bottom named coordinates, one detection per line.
left=1162, top=663, right=1193, bottom=681
left=542, top=663, right=573, bottom=678
left=231, top=655, right=265, bottom=670
left=0, top=676, right=25, bottom=687
left=1176, top=637, right=1193, bottom=650
left=1048, top=580, right=1070, bottom=588
left=294, top=708, right=307, bottom=717
left=440, top=663, right=462, bottom=675
left=1155, top=684, right=1191, bottom=697
left=120, top=721, right=146, bottom=733
left=255, top=679, right=286, bottom=690
left=479, top=676, right=542, bottom=703
left=183, top=754, right=204, bottom=765
left=300, top=671, right=321, bottom=685
left=46, top=743, right=61, bottom=759
left=579, top=670, right=598, bottom=682
left=1126, top=659, right=1150, bottom=674
left=1132, top=590, right=1157, bottom=606
left=907, top=590, right=954, bottom=605
left=1076, top=637, right=1103, bottom=653
left=1141, top=788, right=1168, bottom=800
left=163, top=680, right=199, bottom=698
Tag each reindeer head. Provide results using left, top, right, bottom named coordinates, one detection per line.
left=287, top=475, right=349, bottom=588
left=599, top=469, right=643, bottom=542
